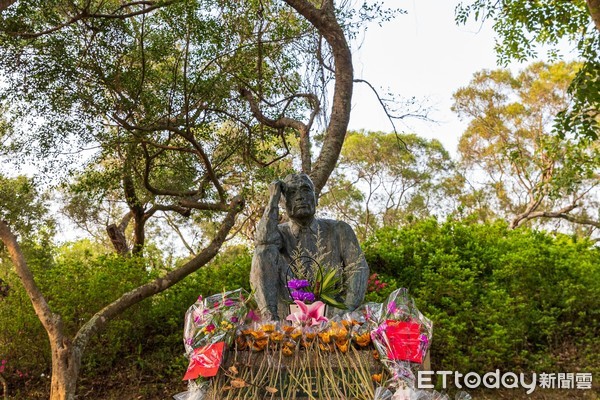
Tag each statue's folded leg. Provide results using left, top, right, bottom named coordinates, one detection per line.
left=250, top=244, right=283, bottom=320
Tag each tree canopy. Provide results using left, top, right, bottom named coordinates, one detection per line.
left=453, top=61, right=600, bottom=233
left=456, top=0, right=600, bottom=140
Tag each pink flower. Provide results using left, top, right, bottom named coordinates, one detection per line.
left=286, top=300, right=328, bottom=326
left=223, top=299, right=235, bottom=307
left=205, top=324, right=216, bottom=333
left=387, top=301, right=398, bottom=315
left=246, top=309, right=260, bottom=322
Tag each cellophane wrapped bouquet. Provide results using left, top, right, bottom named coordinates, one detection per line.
left=370, top=288, right=433, bottom=385
left=175, top=289, right=250, bottom=400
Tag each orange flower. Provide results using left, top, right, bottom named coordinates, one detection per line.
left=335, top=340, right=349, bottom=353
left=249, top=330, right=267, bottom=340
left=290, top=329, right=302, bottom=341
left=372, top=349, right=380, bottom=360
left=251, top=338, right=268, bottom=351
left=318, top=331, right=331, bottom=344
left=270, top=331, right=284, bottom=343
left=235, top=336, right=248, bottom=350
left=282, top=325, right=295, bottom=334
left=282, top=346, right=294, bottom=356
left=354, top=331, right=371, bottom=347
left=372, top=373, right=382, bottom=383
left=330, top=322, right=348, bottom=341
left=261, top=324, right=275, bottom=333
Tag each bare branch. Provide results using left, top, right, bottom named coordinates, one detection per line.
left=240, top=87, right=313, bottom=172
left=160, top=213, right=196, bottom=256
left=140, top=143, right=201, bottom=198
left=512, top=202, right=580, bottom=229
left=145, top=203, right=191, bottom=219
left=177, top=198, right=229, bottom=211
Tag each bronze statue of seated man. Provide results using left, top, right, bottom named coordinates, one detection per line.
left=250, top=173, right=369, bottom=320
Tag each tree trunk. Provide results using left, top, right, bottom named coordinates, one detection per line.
left=0, top=0, right=16, bottom=12
left=49, top=341, right=81, bottom=400
left=131, top=212, right=146, bottom=255
left=587, top=0, right=600, bottom=32
left=283, top=0, right=354, bottom=196
left=107, top=223, right=129, bottom=255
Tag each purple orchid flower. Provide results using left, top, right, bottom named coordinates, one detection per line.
left=287, top=279, right=310, bottom=290
left=291, top=290, right=316, bottom=302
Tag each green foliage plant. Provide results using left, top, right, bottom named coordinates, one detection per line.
left=364, top=218, right=600, bottom=376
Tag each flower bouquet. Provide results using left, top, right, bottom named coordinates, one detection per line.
left=182, top=289, right=249, bottom=381
left=370, top=288, right=432, bottom=383
left=176, top=287, right=440, bottom=400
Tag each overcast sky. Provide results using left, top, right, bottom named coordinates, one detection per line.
left=348, top=0, right=501, bottom=154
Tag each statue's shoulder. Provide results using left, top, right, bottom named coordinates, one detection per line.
left=315, top=218, right=353, bottom=232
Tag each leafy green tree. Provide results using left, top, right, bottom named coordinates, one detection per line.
left=453, top=62, right=600, bottom=234
left=0, top=0, right=382, bottom=398
left=456, top=0, right=600, bottom=140
left=320, top=130, right=456, bottom=240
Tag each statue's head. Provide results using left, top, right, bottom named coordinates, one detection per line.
left=282, top=173, right=316, bottom=223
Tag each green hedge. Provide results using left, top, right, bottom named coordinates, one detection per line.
left=363, top=219, right=600, bottom=375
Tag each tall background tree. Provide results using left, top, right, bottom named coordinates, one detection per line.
left=320, top=130, right=456, bottom=240
left=456, top=0, right=600, bottom=141
left=453, top=62, right=600, bottom=236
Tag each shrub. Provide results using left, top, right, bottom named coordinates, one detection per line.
left=363, top=219, right=600, bottom=375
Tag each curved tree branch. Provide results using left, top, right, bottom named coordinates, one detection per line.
left=240, top=87, right=314, bottom=172
left=511, top=202, right=579, bottom=229
left=283, top=0, right=354, bottom=195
